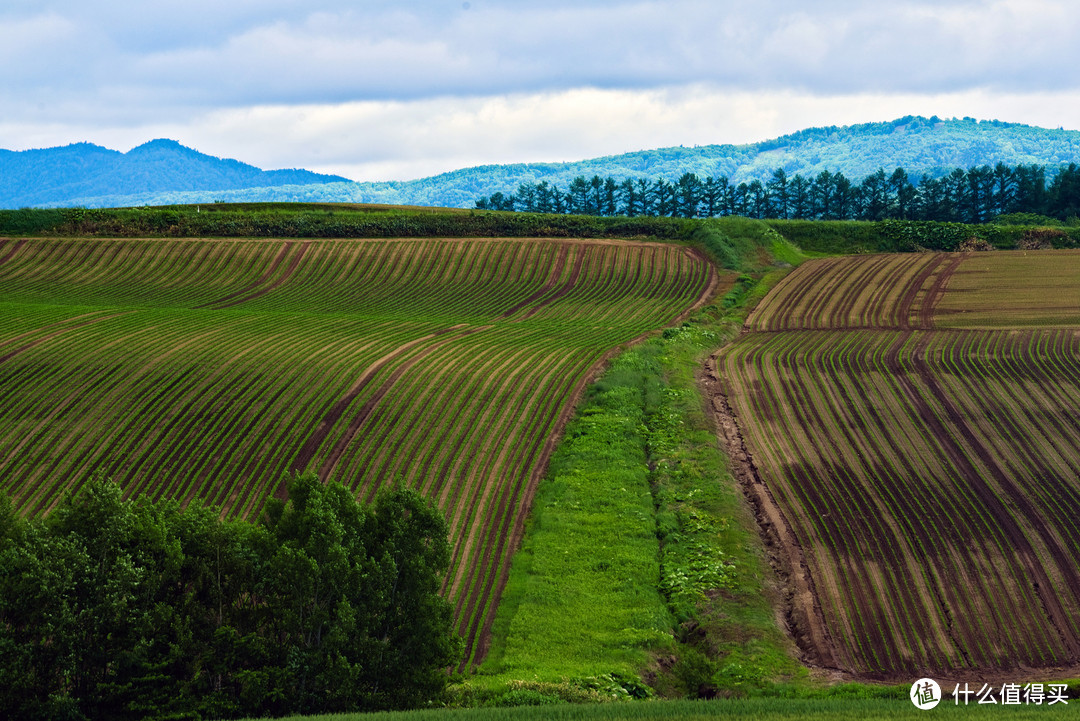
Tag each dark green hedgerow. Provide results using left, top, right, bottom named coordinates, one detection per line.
left=768, top=218, right=1080, bottom=254
left=0, top=205, right=693, bottom=240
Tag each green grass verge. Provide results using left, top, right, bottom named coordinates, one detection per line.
left=476, top=347, right=677, bottom=684
left=255, top=695, right=1075, bottom=721
left=451, top=219, right=820, bottom=706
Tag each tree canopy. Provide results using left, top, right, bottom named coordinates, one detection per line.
left=475, top=162, right=1080, bottom=224
left=0, top=473, right=462, bottom=720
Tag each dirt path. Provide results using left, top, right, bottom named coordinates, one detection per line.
left=704, top=353, right=843, bottom=671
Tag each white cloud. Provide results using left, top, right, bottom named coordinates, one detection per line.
left=5, top=1, right=1080, bottom=109
left=4, top=1, right=1080, bottom=180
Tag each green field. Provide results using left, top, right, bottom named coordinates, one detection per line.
left=6, top=210, right=1080, bottom=718
left=0, top=235, right=715, bottom=667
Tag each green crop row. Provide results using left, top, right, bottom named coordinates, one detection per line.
left=0, top=236, right=714, bottom=667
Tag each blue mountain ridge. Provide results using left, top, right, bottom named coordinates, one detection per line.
left=6, top=116, right=1080, bottom=209
left=0, top=139, right=349, bottom=208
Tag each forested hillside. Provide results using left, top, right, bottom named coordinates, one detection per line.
left=9, top=116, right=1080, bottom=210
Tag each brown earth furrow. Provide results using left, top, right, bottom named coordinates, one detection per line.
left=518, top=244, right=591, bottom=320
left=52, top=324, right=227, bottom=489
left=14, top=362, right=130, bottom=511
left=135, top=373, right=262, bottom=495
left=497, top=243, right=570, bottom=319
left=194, top=242, right=292, bottom=308
left=0, top=239, right=27, bottom=267
left=317, top=325, right=491, bottom=482
left=882, top=335, right=1068, bottom=666
left=287, top=326, right=470, bottom=488
left=770, top=337, right=911, bottom=673
left=795, top=347, right=946, bottom=673
left=864, top=254, right=920, bottom=328
left=753, top=257, right=840, bottom=332
left=892, top=254, right=942, bottom=330
left=939, top=337, right=1080, bottom=636
left=0, top=309, right=119, bottom=354
left=658, top=249, right=719, bottom=327
left=211, top=242, right=311, bottom=309
left=890, top=333, right=1080, bottom=662
left=829, top=336, right=998, bottom=668
left=457, top=360, right=575, bottom=667
left=0, top=311, right=130, bottom=365
left=706, top=351, right=842, bottom=670
left=829, top=339, right=985, bottom=668
left=827, top=255, right=887, bottom=328
left=918, top=255, right=963, bottom=329
left=852, top=256, right=898, bottom=327
left=448, top=354, right=569, bottom=600
left=417, top=351, right=527, bottom=503
left=799, top=260, right=850, bottom=331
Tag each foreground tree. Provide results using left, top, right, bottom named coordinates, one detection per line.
left=0, top=473, right=462, bottom=720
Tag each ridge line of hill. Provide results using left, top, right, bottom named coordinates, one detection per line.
left=6, top=115, right=1080, bottom=209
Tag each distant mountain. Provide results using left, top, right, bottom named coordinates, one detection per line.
left=373, top=115, right=1080, bottom=208
left=8, top=116, right=1080, bottom=209
left=0, top=139, right=348, bottom=208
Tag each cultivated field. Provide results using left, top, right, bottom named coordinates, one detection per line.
left=714, top=250, right=1080, bottom=678
left=0, top=236, right=715, bottom=666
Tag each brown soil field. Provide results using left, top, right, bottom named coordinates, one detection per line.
left=710, top=248, right=1080, bottom=681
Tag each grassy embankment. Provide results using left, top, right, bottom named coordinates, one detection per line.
left=456, top=218, right=831, bottom=704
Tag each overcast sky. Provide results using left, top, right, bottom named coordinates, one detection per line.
left=3, top=0, right=1079, bottom=180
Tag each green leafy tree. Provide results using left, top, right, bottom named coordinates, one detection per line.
left=259, top=472, right=462, bottom=713
left=0, top=474, right=461, bottom=719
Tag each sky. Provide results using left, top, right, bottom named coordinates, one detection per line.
left=3, top=0, right=1080, bottom=181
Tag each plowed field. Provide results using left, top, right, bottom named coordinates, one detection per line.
left=0, top=236, right=717, bottom=666
left=713, top=250, right=1080, bottom=679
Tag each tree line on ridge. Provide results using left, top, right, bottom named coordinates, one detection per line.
left=475, top=163, right=1080, bottom=223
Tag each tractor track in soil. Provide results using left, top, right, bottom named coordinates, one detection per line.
left=316, top=325, right=492, bottom=482
left=0, top=238, right=26, bottom=266
left=205, top=242, right=312, bottom=309
left=706, top=248, right=1080, bottom=680
left=287, top=325, right=472, bottom=491
left=703, top=354, right=843, bottom=671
